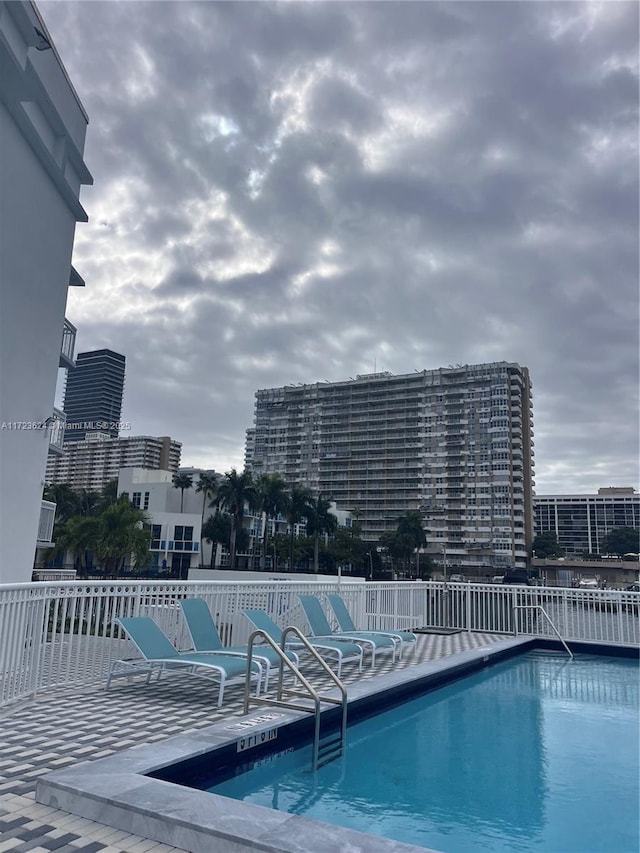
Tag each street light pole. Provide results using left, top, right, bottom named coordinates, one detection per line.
left=367, top=551, right=373, bottom=580
left=272, top=541, right=277, bottom=571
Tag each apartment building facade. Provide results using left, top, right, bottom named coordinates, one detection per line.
left=117, top=468, right=201, bottom=576
left=45, top=433, right=181, bottom=491
left=534, top=488, right=639, bottom=556
left=246, top=362, right=535, bottom=571
left=0, top=0, right=92, bottom=582
left=62, top=349, right=126, bottom=442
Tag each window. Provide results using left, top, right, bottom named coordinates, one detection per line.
left=132, top=492, right=141, bottom=508
left=174, top=525, right=194, bottom=551
left=143, top=491, right=150, bottom=510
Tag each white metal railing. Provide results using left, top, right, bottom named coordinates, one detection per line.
left=513, top=605, right=573, bottom=658
left=37, top=500, right=56, bottom=545
left=32, top=569, right=77, bottom=582
left=0, top=579, right=637, bottom=709
left=48, top=408, right=66, bottom=453
left=61, top=317, right=76, bottom=366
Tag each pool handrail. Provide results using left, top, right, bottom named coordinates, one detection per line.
left=244, top=624, right=348, bottom=771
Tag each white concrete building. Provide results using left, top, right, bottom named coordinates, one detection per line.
left=534, top=488, right=639, bottom=556
left=117, top=469, right=202, bottom=576
left=246, top=362, right=535, bottom=571
left=46, top=433, right=182, bottom=491
left=0, top=1, right=92, bottom=584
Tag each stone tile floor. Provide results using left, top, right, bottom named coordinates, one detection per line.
left=0, top=631, right=502, bottom=852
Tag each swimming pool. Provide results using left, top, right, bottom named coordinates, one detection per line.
left=206, top=652, right=639, bottom=852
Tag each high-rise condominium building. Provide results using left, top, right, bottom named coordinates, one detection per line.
left=246, top=362, right=534, bottom=570
left=45, top=434, right=181, bottom=491
left=534, top=488, right=639, bottom=556
left=63, top=349, right=125, bottom=442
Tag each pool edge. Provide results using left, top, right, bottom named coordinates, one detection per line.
left=35, top=637, right=636, bottom=853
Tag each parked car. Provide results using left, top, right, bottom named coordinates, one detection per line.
left=578, top=577, right=599, bottom=589
left=491, top=575, right=505, bottom=584
left=448, top=574, right=465, bottom=583
left=502, top=568, right=536, bottom=585
left=625, top=583, right=640, bottom=592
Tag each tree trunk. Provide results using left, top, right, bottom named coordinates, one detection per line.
left=260, top=513, right=267, bottom=571
left=200, top=494, right=206, bottom=565
left=230, top=516, right=237, bottom=569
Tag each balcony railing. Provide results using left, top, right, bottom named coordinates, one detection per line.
left=36, top=500, right=56, bottom=545
left=0, top=579, right=637, bottom=709
left=48, top=408, right=66, bottom=454
left=60, top=318, right=76, bottom=368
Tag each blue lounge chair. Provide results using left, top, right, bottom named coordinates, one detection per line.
left=325, top=593, right=417, bottom=659
left=298, top=595, right=397, bottom=667
left=107, top=616, right=262, bottom=707
left=242, top=609, right=363, bottom=678
left=180, top=598, right=299, bottom=692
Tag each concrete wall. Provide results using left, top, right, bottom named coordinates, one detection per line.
left=187, top=569, right=366, bottom=583
left=0, top=1, right=91, bottom=583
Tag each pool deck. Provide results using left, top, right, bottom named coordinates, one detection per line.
left=1, top=631, right=505, bottom=853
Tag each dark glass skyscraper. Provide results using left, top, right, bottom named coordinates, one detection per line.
left=63, top=349, right=126, bottom=442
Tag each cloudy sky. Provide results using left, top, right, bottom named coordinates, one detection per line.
left=41, top=1, right=638, bottom=494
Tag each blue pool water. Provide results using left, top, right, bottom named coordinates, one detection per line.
left=208, top=653, right=640, bottom=852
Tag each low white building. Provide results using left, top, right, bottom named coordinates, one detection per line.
left=117, top=469, right=203, bottom=576
left=0, top=1, right=92, bottom=583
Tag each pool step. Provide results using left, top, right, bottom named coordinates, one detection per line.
left=316, top=729, right=344, bottom=768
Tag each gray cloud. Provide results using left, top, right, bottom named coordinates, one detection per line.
left=41, top=0, right=639, bottom=493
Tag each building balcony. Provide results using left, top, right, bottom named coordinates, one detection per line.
left=60, top=318, right=76, bottom=369
left=48, top=408, right=66, bottom=455
left=37, top=500, right=56, bottom=546
left=154, top=541, right=199, bottom=553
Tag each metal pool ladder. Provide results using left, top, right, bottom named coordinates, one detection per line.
left=243, top=625, right=348, bottom=771
left=512, top=604, right=573, bottom=658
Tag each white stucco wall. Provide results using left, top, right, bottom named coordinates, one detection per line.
left=0, top=2, right=92, bottom=583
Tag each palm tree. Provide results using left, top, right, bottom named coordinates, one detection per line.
left=53, top=515, right=98, bottom=573
left=397, top=510, right=427, bottom=576
left=77, top=489, right=101, bottom=517
left=214, top=469, right=257, bottom=569
left=202, top=511, right=231, bottom=568
left=305, top=494, right=337, bottom=572
left=284, top=484, right=313, bottom=571
left=43, top=483, right=79, bottom=526
left=98, top=479, right=119, bottom=511
left=196, top=472, right=218, bottom=562
left=92, top=499, right=151, bottom=576
left=172, top=472, right=193, bottom=513
left=254, top=473, right=288, bottom=571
